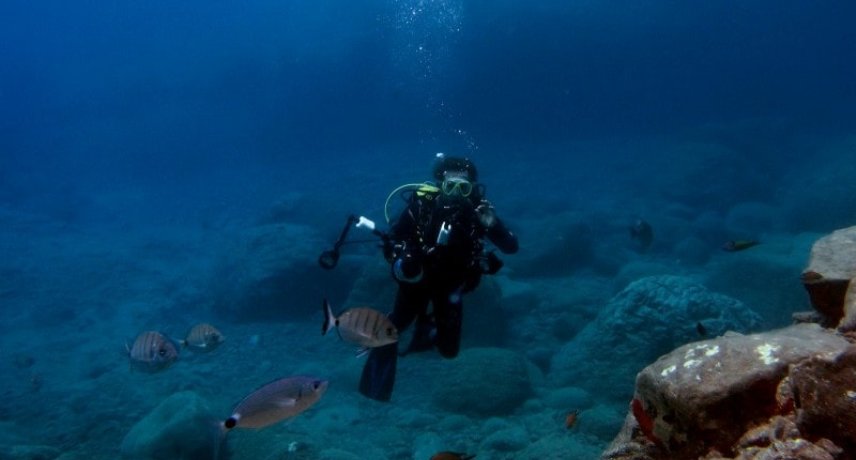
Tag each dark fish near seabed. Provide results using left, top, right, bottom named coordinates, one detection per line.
left=629, top=218, right=654, bottom=252
left=126, top=331, right=179, bottom=373
left=721, top=240, right=760, bottom=252
left=322, top=299, right=398, bottom=356
left=431, top=452, right=476, bottom=460
left=222, top=376, right=328, bottom=430
left=696, top=321, right=708, bottom=337
left=180, top=323, right=225, bottom=352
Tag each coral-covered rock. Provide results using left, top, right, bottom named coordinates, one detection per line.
left=802, top=226, right=856, bottom=328
left=603, top=324, right=854, bottom=459
left=551, top=275, right=761, bottom=402
left=611, top=324, right=850, bottom=459
left=431, top=347, right=532, bottom=416
left=602, top=227, right=856, bottom=460
left=790, top=345, right=856, bottom=453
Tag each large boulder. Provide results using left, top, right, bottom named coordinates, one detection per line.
left=431, top=347, right=532, bottom=416
left=802, top=225, right=856, bottom=330
left=602, top=324, right=853, bottom=460
left=208, top=223, right=355, bottom=321
left=121, top=391, right=226, bottom=460
left=550, top=275, right=761, bottom=402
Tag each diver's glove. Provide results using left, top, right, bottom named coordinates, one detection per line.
left=475, top=201, right=497, bottom=229
left=392, top=252, right=423, bottom=283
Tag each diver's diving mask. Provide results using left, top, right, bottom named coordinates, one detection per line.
left=441, top=177, right=473, bottom=197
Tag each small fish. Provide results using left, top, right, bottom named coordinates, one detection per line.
left=223, top=376, right=328, bottom=430
left=126, top=331, right=179, bottom=373
left=721, top=240, right=760, bottom=252
left=180, top=323, right=225, bottom=352
left=431, top=452, right=476, bottom=460
left=565, top=409, right=579, bottom=429
left=629, top=218, right=654, bottom=252
left=696, top=321, right=707, bottom=337
left=322, top=299, right=398, bottom=356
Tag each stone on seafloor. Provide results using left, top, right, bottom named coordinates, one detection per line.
left=630, top=324, right=849, bottom=459
left=431, top=347, right=532, bottom=417
left=121, top=391, right=226, bottom=460
left=790, top=344, right=856, bottom=453
left=801, top=226, right=856, bottom=329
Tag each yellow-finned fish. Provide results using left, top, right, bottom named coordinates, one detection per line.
left=223, top=376, right=327, bottom=430
left=322, top=299, right=398, bottom=356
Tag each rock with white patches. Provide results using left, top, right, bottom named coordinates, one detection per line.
left=628, top=323, right=850, bottom=459
left=790, top=344, right=856, bottom=453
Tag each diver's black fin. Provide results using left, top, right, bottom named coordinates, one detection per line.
left=358, top=343, right=398, bottom=402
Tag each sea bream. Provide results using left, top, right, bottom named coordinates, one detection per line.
left=126, top=330, right=179, bottom=373
left=222, top=376, right=328, bottom=430
left=180, top=323, right=225, bottom=352
left=322, top=299, right=398, bottom=356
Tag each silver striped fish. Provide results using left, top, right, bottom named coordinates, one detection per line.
left=223, top=376, right=328, bottom=430
left=322, top=299, right=398, bottom=356
left=126, top=330, right=179, bottom=373
left=181, top=323, right=224, bottom=352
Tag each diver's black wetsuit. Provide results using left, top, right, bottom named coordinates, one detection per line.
left=359, top=192, right=518, bottom=401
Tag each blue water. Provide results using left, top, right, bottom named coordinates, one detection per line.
left=1, top=1, right=855, bottom=459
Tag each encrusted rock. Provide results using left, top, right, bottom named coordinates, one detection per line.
left=600, top=412, right=658, bottom=460
left=631, top=324, right=850, bottom=459
left=790, top=344, right=856, bottom=453
left=734, top=416, right=799, bottom=449
left=802, top=226, right=856, bottom=329
left=839, top=283, right=856, bottom=332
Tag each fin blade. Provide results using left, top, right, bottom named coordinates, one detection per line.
left=322, top=298, right=336, bottom=335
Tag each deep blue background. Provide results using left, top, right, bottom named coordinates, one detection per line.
left=2, top=0, right=855, bottom=223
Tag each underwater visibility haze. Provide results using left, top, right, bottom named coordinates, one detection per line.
left=1, top=1, right=856, bottom=459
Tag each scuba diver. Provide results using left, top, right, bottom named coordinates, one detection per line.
left=357, top=153, right=519, bottom=402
